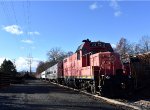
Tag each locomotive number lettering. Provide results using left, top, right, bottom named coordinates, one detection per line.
left=90, top=42, right=105, bottom=47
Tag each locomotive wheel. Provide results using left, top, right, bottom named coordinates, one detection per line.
left=75, top=79, right=81, bottom=89
left=90, top=81, right=96, bottom=94
left=90, top=84, right=96, bottom=94
left=99, top=79, right=114, bottom=97
left=99, top=85, right=105, bottom=96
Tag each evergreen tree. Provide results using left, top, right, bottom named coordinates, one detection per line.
left=0, top=59, right=17, bottom=74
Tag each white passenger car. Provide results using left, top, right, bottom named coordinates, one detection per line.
left=41, top=71, right=46, bottom=79
left=46, top=63, right=58, bottom=81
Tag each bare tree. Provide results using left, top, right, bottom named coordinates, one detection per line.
left=133, top=43, right=141, bottom=54
left=36, top=61, right=45, bottom=74
left=115, top=37, right=133, bottom=56
left=47, top=47, right=67, bottom=63
left=36, top=48, right=74, bottom=74
left=36, top=61, right=54, bottom=74
left=139, top=36, right=150, bottom=53
left=115, top=36, right=150, bottom=56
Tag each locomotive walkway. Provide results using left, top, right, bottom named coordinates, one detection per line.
left=0, top=79, right=123, bottom=110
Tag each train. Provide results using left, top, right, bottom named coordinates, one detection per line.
left=37, top=39, right=150, bottom=97
left=122, top=52, right=150, bottom=90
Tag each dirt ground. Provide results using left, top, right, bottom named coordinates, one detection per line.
left=0, top=80, right=122, bottom=110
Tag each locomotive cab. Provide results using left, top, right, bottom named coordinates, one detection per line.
left=76, top=39, right=114, bottom=67
left=75, top=39, right=128, bottom=96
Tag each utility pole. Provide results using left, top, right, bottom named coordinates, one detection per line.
left=27, top=54, right=33, bottom=74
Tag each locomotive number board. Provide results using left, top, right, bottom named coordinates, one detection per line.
left=90, top=42, right=105, bottom=47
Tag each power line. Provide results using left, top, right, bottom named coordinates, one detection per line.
left=27, top=0, right=31, bottom=32
left=23, top=0, right=31, bottom=34
left=22, top=0, right=33, bottom=56
left=0, top=0, right=19, bottom=25
left=6, top=1, right=13, bottom=24
left=22, top=1, right=28, bottom=34
left=0, top=0, right=11, bottom=24
left=11, top=0, right=18, bottom=25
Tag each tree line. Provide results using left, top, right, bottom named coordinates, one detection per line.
left=36, top=47, right=73, bottom=74
left=115, top=36, right=150, bottom=56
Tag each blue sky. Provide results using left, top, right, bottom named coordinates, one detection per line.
left=0, top=0, right=150, bottom=71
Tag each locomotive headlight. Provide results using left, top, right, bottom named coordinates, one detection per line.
left=106, top=76, right=110, bottom=79
left=121, top=83, right=126, bottom=89
left=128, top=75, right=132, bottom=79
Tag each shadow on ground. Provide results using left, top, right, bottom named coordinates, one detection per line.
left=0, top=80, right=79, bottom=94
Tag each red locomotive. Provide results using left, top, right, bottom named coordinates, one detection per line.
left=62, top=39, right=130, bottom=96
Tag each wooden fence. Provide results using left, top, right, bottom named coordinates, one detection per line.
left=0, top=72, right=12, bottom=87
